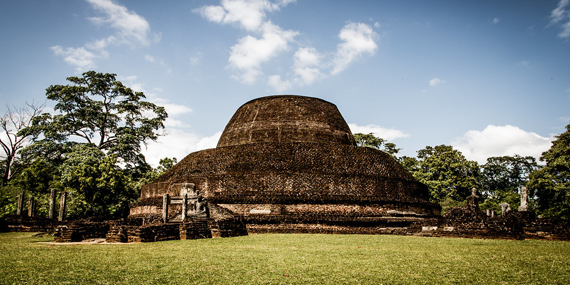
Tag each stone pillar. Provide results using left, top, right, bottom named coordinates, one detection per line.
left=467, top=188, right=480, bottom=210
left=27, top=197, right=35, bottom=217
left=48, top=189, right=56, bottom=219
left=518, top=186, right=529, bottom=212
left=58, top=191, right=67, bottom=222
left=500, top=202, right=511, bottom=216
left=181, top=193, right=188, bottom=222
left=16, top=191, right=25, bottom=216
left=162, top=194, right=170, bottom=223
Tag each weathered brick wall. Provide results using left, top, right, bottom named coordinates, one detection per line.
left=54, top=220, right=109, bottom=242
left=146, top=143, right=431, bottom=205
left=131, top=95, right=441, bottom=230
left=217, top=95, right=356, bottom=148
left=179, top=219, right=211, bottom=240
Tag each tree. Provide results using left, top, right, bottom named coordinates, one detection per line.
left=10, top=71, right=169, bottom=219
left=59, top=144, right=134, bottom=218
left=354, top=132, right=401, bottom=156
left=480, top=155, right=540, bottom=213
left=528, top=122, right=570, bottom=221
left=20, top=71, right=168, bottom=169
left=402, top=145, right=480, bottom=210
left=0, top=103, right=44, bottom=185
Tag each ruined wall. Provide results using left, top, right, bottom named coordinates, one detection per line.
left=146, top=142, right=430, bottom=206
left=130, top=95, right=440, bottom=230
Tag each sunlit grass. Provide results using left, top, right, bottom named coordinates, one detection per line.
left=1, top=232, right=569, bottom=284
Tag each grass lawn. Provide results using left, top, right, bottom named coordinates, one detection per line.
left=1, top=232, right=569, bottom=284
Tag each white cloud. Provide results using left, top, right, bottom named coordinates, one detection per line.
left=86, top=0, right=154, bottom=47
left=492, top=18, right=500, bottom=24
left=119, top=75, right=192, bottom=118
left=560, top=21, right=570, bottom=38
left=293, top=47, right=324, bottom=85
left=196, top=0, right=295, bottom=31
left=196, top=1, right=378, bottom=92
left=267, top=75, right=292, bottom=92
left=429, top=78, right=444, bottom=87
left=151, top=98, right=193, bottom=116
left=348, top=123, right=410, bottom=141
left=331, top=22, right=378, bottom=75
left=374, top=22, right=381, bottom=28
left=550, top=0, right=570, bottom=38
left=551, top=0, right=569, bottom=23
left=53, top=0, right=156, bottom=71
left=51, top=46, right=98, bottom=72
left=141, top=130, right=222, bottom=167
left=144, top=54, right=155, bottom=62
left=452, top=125, right=553, bottom=164
left=228, top=21, right=298, bottom=83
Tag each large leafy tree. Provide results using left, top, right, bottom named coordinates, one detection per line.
left=10, top=71, right=168, bottom=218
left=528, top=122, right=570, bottom=221
left=402, top=145, right=480, bottom=209
left=20, top=71, right=168, bottom=169
left=480, top=155, right=540, bottom=213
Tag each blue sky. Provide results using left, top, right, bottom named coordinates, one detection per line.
left=1, top=0, right=569, bottom=166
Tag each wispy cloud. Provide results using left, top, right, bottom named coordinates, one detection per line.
left=51, top=46, right=99, bottom=72
left=141, top=130, right=222, bottom=167
left=52, top=0, right=158, bottom=72
left=348, top=123, right=410, bottom=141
left=196, top=0, right=293, bottom=31
left=228, top=21, right=298, bottom=83
left=196, top=0, right=378, bottom=92
left=293, top=47, right=324, bottom=85
left=452, top=125, right=553, bottom=164
left=549, top=0, right=570, bottom=38
left=517, top=60, right=531, bottom=68
left=492, top=18, right=500, bottom=24
left=144, top=54, right=155, bottom=62
left=429, top=78, right=444, bottom=87
left=119, top=75, right=192, bottom=128
left=189, top=52, right=202, bottom=66
left=267, top=75, right=292, bottom=92
left=331, top=22, right=378, bottom=75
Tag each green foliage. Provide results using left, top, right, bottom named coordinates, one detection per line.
left=59, top=144, right=134, bottom=218
left=0, top=185, right=19, bottom=218
left=353, top=132, right=401, bottom=157
left=403, top=145, right=480, bottom=203
left=528, top=122, right=570, bottom=221
left=354, top=132, right=385, bottom=149
left=0, top=71, right=171, bottom=219
left=2, top=233, right=570, bottom=284
left=479, top=155, right=540, bottom=213
left=20, top=71, right=168, bottom=169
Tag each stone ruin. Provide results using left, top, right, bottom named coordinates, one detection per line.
left=3, top=95, right=569, bottom=241
left=129, top=95, right=441, bottom=237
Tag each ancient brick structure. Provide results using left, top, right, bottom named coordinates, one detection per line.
left=130, top=95, right=441, bottom=233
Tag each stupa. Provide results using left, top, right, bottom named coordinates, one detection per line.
left=130, top=95, right=440, bottom=233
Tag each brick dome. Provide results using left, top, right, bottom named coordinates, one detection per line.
left=217, top=95, right=356, bottom=147
left=132, top=95, right=440, bottom=232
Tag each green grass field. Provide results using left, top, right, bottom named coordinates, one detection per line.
left=1, top=232, right=569, bottom=284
